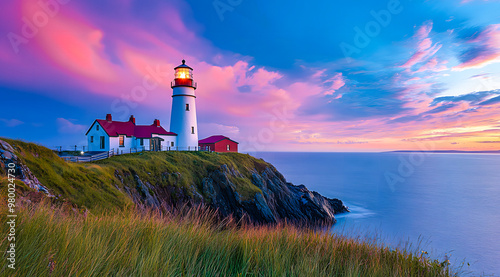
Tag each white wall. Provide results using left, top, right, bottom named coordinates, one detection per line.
left=134, top=137, right=153, bottom=150
left=109, top=136, right=134, bottom=154
left=170, top=86, right=198, bottom=150
left=87, top=121, right=110, bottom=152
left=153, top=134, right=177, bottom=150
left=135, top=137, right=146, bottom=150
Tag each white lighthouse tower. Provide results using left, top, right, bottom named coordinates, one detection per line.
left=170, top=60, right=198, bottom=151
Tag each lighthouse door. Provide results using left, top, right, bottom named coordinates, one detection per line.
left=157, top=139, right=162, bottom=151
left=150, top=137, right=164, bottom=151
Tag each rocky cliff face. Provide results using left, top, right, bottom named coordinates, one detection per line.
left=1, top=139, right=349, bottom=225
left=198, top=164, right=349, bottom=224
left=0, top=140, right=52, bottom=196
left=104, top=161, right=348, bottom=225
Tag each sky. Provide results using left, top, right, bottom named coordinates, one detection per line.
left=1, top=0, right=500, bottom=152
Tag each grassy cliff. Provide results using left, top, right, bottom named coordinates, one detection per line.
left=0, top=139, right=458, bottom=276
left=0, top=138, right=267, bottom=212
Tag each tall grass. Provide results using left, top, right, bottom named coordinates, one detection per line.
left=0, top=200, right=457, bottom=277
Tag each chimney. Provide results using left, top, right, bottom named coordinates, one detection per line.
left=154, top=119, right=160, bottom=127
left=129, top=115, right=136, bottom=124
left=106, top=114, right=112, bottom=122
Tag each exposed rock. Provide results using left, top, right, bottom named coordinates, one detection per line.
left=243, top=192, right=276, bottom=223
left=200, top=168, right=242, bottom=218
left=0, top=140, right=15, bottom=153
left=112, top=163, right=348, bottom=225
left=190, top=185, right=204, bottom=202
left=197, top=164, right=349, bottom=225
left=134, top=174, right=160, bottom=207
left=0, top=139, right=52, bottom=196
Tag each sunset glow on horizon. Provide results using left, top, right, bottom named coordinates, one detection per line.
left=1, top=0, right=500, bottom=152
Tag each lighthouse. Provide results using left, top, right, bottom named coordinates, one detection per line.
left=170, top=60, right=199, bottom=151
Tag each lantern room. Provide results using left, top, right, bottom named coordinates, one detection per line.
left=171, top=59, right=197, bottom=89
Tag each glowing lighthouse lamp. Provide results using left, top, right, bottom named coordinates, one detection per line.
left=170, top=60, right=199, bottom=151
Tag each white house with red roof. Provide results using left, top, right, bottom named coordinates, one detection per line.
left=85, top=114, right=177, bottom=152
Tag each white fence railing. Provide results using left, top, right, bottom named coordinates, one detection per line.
left=61, top=147, right=208, bottom=163
left=61, top=150, right=114, bottom=163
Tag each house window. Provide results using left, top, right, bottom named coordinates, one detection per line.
left=227, top=145, right=230, bottom=151
left=90, top=136, right=94, bottom=143
left=140, top=138, right=144, bottom=146
left=96, top=125, right=99, bottom=131
left=186, top=104, right=190, bottom=111
left=119, top=135, right=125, bottom=147
left=191, top=126, right=195, bottom=134
left=100, top=136, right=105, bottom=149
left=171, top=142, right=174, bottom=147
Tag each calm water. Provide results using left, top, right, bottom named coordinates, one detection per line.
left=251, top=152, right=500, bottom=276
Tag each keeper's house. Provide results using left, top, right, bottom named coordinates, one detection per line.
left=86, top=114, right=177, bottom=152
left=198, top=135, right=239, bottom=153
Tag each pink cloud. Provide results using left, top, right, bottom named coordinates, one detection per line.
left=415, top=22, right=433, bottom=40
left=198, top=123, right=240, bottom=139
left=0, top=0, right=210, bottom=98
left=401, top=43, right=441, bottom=69
left=17, top=0, right=115, bottom=81
left=323, top=73, right=346, bottom=96
left=309, top=70, right=346, bottom=97
left=415, top=57, right=448, bottom=73
left=195, top=61, right=295, bottom=118
left=400, top=22, right=443, bottom=70
left=453, top=24, right=500, bottom=70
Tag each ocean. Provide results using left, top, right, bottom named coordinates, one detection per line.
left=251, top=152, right=500, bottom=276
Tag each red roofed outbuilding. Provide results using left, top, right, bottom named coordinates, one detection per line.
left=198, top=135, right=238, bottom=152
